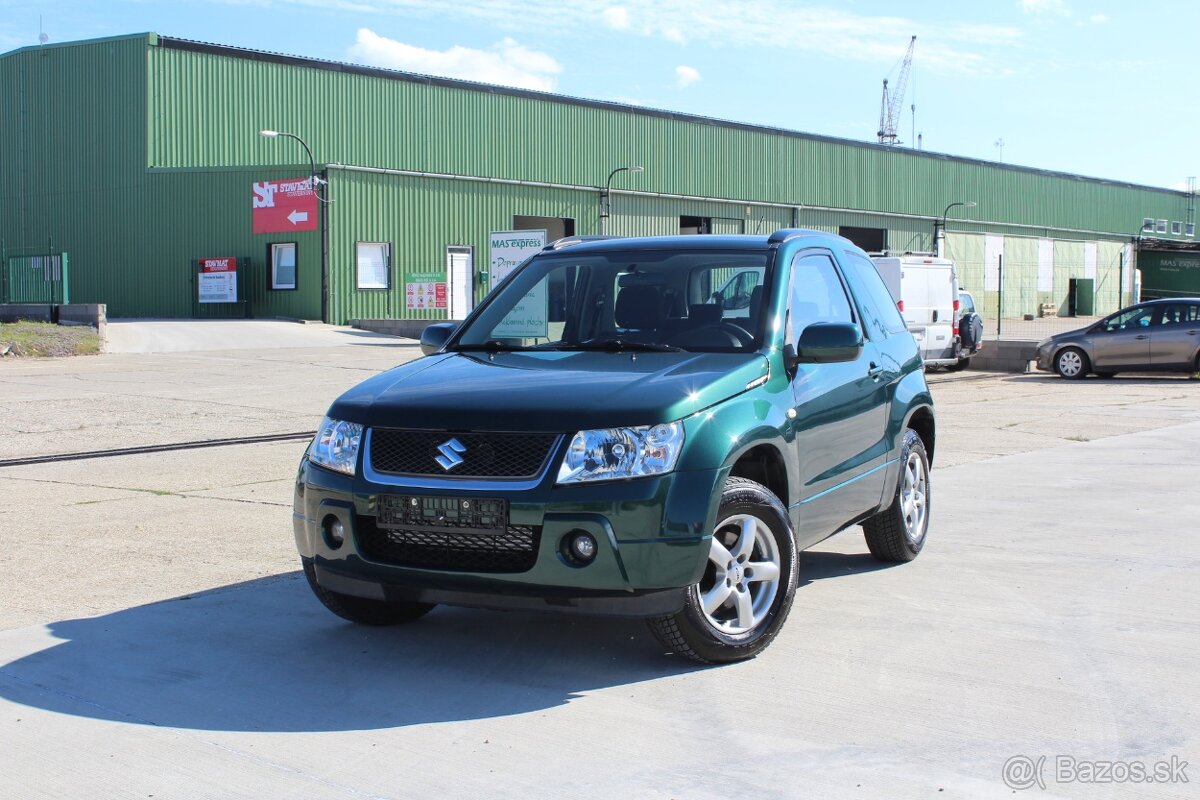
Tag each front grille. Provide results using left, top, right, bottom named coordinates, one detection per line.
left=357, top=517, right=540, bottom=573
left=369, top=429, right=560, bottom=479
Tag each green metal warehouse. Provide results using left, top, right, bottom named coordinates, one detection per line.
left=2, top=32, right=1197, bottom=325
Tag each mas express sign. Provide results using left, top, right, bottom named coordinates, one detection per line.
left=252, top=177, right=318, bottom=234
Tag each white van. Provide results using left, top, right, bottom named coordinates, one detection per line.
left=871, top=255, right=961, bottom=367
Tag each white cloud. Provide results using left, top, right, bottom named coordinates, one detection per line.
left=239, top=1, right=1026, bottom=76
left=1089, top=13, right=1108, bottom=24
left=1019, top=0, right=1069, bottom=15
left=662, top=27, right=687, bottom=45
left=347, top=28, right=561, bottom=91
left=601, top=6, right=630, bottom=30
left=675, top=64, right=700, bottom=88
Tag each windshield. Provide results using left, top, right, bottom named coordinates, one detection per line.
left=454, top=249, right=773, bottom=353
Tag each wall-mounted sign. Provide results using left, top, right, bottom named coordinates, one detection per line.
left=252, top=176, right=318, bottom=234
left=406, top=281, right=447, bottom=310
left=198, top=257, right=238, bottom=304
left=489, top=230, right=547, bottom=338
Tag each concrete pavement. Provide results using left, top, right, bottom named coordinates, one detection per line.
left=1, top=422, right=1196, bottom=799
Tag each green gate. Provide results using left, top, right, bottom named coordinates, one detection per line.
left=2, top=253, right=70, bottom=304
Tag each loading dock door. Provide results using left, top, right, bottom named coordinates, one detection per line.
left=447, top=245, right=474, bottom=319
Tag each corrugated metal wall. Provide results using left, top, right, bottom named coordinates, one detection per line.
left=143, top=38, right=1191, bottom=237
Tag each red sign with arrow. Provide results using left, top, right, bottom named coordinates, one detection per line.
left=252, top=177, right=318, bottom=234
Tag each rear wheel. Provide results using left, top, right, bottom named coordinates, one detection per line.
left=863, top=429, right=930, bottom=563
left=1054, top=347, right=1089, bottom=379
left=946, top=357, right=970, bottom=372
left=648, top=477, right=798, bottom=664
left=302, top=559, right=435, bottom=626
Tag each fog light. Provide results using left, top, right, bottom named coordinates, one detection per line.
left=568, top=532, right=597, bottom=564
left=323, top=516, right=346, bottom=549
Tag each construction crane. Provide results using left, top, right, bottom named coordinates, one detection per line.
left=877, top=35, right=916, bottom=146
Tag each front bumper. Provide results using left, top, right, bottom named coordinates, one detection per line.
left=293, top=457, right=723, bottom=618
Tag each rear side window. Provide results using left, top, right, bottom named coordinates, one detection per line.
left=841, top=251, right=908, bottom=337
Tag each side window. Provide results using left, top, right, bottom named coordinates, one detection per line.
left=788, top=252, right=855, bottom=342
left=1158, top=304, right=1198, bottom=326
left=1103, top=306, right=1152, bottom=332
left=840, top=251, right=908, bottom=338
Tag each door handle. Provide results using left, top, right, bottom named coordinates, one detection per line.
left=868, top=362, right=884, bottom=379
left=1135, top=334, right=1148, bottom=340
left=1188, top=330, right=1199, bottom=336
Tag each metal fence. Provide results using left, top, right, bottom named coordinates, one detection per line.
left=2, top=253, right=70, bottom=305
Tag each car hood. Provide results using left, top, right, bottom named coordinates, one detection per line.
left=1041, top=325, right=1094, bottom=346
left=328, top=350, right=770, bottom=431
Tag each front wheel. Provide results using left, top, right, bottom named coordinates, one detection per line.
left=1055, top=347, right=1089, bottom=379
left=863, top=429, right=930, bottom=563
left=648, top=477, right=798, bottom=664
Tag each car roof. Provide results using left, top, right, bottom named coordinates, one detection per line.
left=543, top=229, right=849, bottom=255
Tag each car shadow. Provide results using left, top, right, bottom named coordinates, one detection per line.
left=0, top=573, right=707, bottom=733
left=1006, top=373, right=1196, bottom=385
left=796, top=549, right=900, bottom=588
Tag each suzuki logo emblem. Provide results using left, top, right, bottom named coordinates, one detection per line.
left=435, top=438, right=467, bottom=471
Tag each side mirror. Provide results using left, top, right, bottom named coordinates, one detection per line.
left=419, top=322, right=457, bottom=355
left=794, top=322, right=864, bottom=364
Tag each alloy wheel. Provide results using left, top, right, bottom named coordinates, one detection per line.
left=699, top=514, right=782, bottom=635
left=900, top=451, right=928, bottom=545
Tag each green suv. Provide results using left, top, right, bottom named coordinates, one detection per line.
left=294, top=230, right=935, bottom=663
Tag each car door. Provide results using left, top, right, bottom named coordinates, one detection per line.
left=1090, top=305, right=1153, bottom=369
left=787, top=250, right=888, bottom=545
left=1150, top=302, right=1200, bottom=368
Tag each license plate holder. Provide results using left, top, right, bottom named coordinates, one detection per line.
left=377, top=495, right=508, bottom=535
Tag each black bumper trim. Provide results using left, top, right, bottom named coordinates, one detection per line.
left=313, top=563, right=686, bottom=618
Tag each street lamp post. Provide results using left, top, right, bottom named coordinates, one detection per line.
left=259, top=129, right=327, bottom=202
left=599, top=165, right=643, bottom=234
left=936, top=200, right=976, bottom=257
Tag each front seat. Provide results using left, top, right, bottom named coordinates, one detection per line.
left=614, top=285, right=664, bottom=338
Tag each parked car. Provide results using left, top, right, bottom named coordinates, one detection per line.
left=871, top=255, right=962, bottom=367
left=948, top=289, right=985, bottom=372
left=294, top=230, right=936, bottom=663
left=1035, top=298, right=1200, bottom=378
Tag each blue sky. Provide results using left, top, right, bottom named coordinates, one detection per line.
left=2, top=0, right=1196, bottom=191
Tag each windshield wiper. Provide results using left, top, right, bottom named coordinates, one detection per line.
left=566, top=338, right=684, bottom=353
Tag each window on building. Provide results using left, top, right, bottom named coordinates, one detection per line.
left=1142, top=218, right=1155, bottom=233
left=838, top=226, right=888, bottom=253
left=269, top=242, right=297, bottom=290
left=1171, top=221, right=1182, bottom=236
left=1187, top=223, right=1196, bottom=238
left=356, top=242, right=391, bottom=289
left=680, top=216, right=711, bottom=235
left=513, top=216, right=575, bottom=243
left=1156, top=219, right=1168, bottom=234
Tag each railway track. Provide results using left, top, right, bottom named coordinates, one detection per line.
left=0, top=431, right=316, bottom=469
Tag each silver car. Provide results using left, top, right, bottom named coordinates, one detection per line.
left=1036, top=298, right=1200, bottom=379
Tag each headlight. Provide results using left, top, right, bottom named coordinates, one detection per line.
left=557, top=422, right=685, bottom=484
left=309, top=417, right=363, bottom=476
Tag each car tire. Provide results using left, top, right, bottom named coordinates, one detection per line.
left=1054, top=347, right=1089, bottom=379
left=647, top=477, right=798, bottom=664
left=862, top=429, right=930, bottom=563
left=302, top=559, right=436, bottom=626
left=945, top=357, right=970, bottom=372
left=959, top=312, right=983, bottom=352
